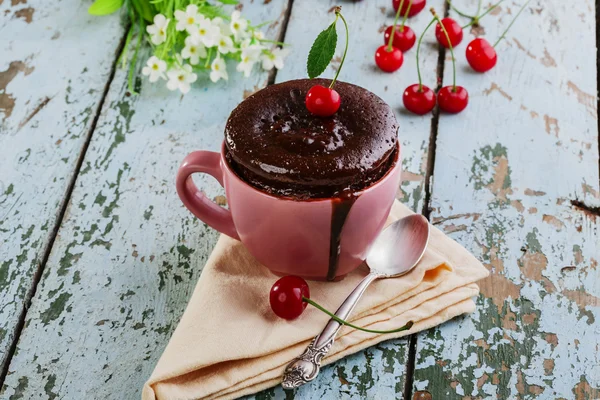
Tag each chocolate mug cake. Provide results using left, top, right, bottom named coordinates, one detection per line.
left=224, top=78, right=399, bottom=280
left=225, top=78, right=398, bottom=199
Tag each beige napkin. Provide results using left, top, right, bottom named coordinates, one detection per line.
left=142, top=201, right=489, bottom=400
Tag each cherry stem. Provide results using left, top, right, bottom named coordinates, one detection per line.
left=431, top=8, right=457, bottom=91
left=330, top=9, right=349, bottom=89
left=445, top=0, right=475, bottom=19
left=476, top=0, right=482, bottom=20
left=303, top=297, right=414, bottom=334
left=416, top=17, right=436, bottom=91
left=493, top=0, right=531, bottom=47
left=387, top=0, right=413, bottom=52
left=462, top=0, right=504, bottom=29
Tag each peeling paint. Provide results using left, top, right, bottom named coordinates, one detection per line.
left=0, top=61, right=34, bottom=121
left=13, top=6, right=34, bottom=23
left=567, top=81, right=597, bottom=119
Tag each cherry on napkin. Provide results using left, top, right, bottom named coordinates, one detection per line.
left=142, top=201, right=489, bottom=400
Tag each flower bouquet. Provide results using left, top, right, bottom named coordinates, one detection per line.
left=89, top=0, right=289, bottom=94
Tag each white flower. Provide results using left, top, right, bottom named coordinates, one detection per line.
left=146, top=14, right=170, bottom=45
left=253, top=30, right=265, bottom=40
left=212, top=17, right=232, bottom=37
left=240, top=38, right=252, bottom=49
left=174, top=4, right=200, bottom=33
left=230, top=10, right=249, bottom=40
left=181, top=36, right=207, bottom=65
left=216, top=34, right=235, bottom=54
left=191, top=18, right=220, bottom=47
left=261, top=47, right=288, bottom=71
left=166, top=64, right=197, bottom=94
left=210, top=57, right=228, bottom=83
left=236, top=45, right=262, bottom=77
left=141, top=56, right=167, bottom=82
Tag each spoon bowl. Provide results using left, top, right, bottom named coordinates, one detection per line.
left=366, top=214, right=430, bottom=277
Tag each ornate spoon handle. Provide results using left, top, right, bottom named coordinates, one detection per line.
left=281, top=272, right=379, bottom=389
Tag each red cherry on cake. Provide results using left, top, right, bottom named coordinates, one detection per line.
left=466, top=38, right=497, bottom=72
left=437, top=86, right=468, bottom=114
left=435, top=18, right=463, bottom=48
left=403, top=84, right=436, bottom=115
left=384, top=25, right=416, bottom=52
left=392, top=0, right=426, bottom=17
left=375, top=45, right=404, bottom=72
left=305, top=85, right=341, bottom=117
left=270, top=276, right=310, bottom=320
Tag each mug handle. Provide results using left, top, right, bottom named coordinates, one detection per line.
left=176, top=151, right=240, bottom=240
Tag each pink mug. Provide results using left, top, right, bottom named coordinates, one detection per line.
left=176, top=143, right=402, bottom=281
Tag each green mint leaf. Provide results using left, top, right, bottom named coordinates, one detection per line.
left=218, top=0, right=239, bottom=4
left=307, top=21, right=337, bottom=79
left=88, top=0, right=124, bottom=15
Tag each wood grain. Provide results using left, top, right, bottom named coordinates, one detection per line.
left=0, top=0, right=125, bottom=372
left=412, top=0, right=600, bottom=398
left=0, top=1, right=294, bottom=398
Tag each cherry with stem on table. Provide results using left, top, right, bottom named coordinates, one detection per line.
left=466, top=0, right=531, bottom=72
left=270, top=276, right=414, bottom=333
left=431, top=8, right=468, bottom=114
left=435, top=17, right=463, bottom=48
left=384, top=0, right=416, bottom=52
left=403, top=16, right=437, bottom=115
left=305, top=7, right=349, bottom=117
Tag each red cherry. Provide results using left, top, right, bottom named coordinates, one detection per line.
left=466, top=38, right=497, bottom=72
left=435, top=18, right=463, bottom=48
left=270, top=276, right=310, bottom=320
left=392, top=0, right=426, bottom=17
left=305, top=85, right=341, bottom=117
left=437, top=86, right=468, bottom=113
left=384, top=25, right=416, bottom=52
left=375, top=45, right=404, bottom=72
left=403, top=84, right=436, bottom=115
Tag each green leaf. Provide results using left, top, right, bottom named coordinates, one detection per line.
left=131, top=0, right=154, bottom=22
left=217, top=0, right=238, bottom=4
left=307, top=21, right=337, bottom=79
left=198, top=4, right=227, bottom=19
left=88, top=0, right=124, bottom=15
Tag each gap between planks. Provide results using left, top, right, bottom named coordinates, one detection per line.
left=0, top=25, right=131, bottom=390
left=597, top=0, right=600, bottom=190
left=404, top=2, right=450, bottom=399
left=268, top=0, right=295, bottom=86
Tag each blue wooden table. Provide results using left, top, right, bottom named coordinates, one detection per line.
left=1, top=0, right=599, bottom=398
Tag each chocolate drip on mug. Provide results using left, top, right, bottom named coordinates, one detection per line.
left=327, top=189, right=358, bottom=281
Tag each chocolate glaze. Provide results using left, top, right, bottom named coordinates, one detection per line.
left=327, top=189, right=358, bottom=280
left=225, top=78, right=398, bottom=199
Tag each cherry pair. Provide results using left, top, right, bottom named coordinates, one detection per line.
left=375, top=0, right=418, bottom=73
left=403, top=9, right=468, bottom=114
left=440, top=0, right=530, bottom=73
left=403, top=84, right=468, bottom=114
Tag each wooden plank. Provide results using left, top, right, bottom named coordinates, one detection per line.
left=0, top=0, right=125, bottom=371
left=244, top=1, right=445, bottom=398
left=412, top=0, right=600, bottom=398
left=0, top=2, right=295, bottom=399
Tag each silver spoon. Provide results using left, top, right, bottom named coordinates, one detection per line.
left=282, top=214, right=430, bottom=389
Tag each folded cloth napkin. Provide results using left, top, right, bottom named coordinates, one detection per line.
left=142, top=201, right=489, bottom=400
